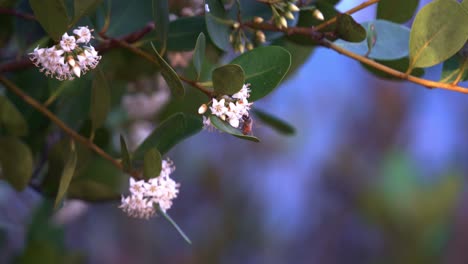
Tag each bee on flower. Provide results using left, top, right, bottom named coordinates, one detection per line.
left=29, top=26, right=101, bottom=81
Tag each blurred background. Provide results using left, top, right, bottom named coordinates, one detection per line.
left=2, top=0, right=468, bottom=263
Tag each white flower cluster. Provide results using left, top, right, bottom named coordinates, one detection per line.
left=29, top=26, right=101, bottom=81
left=119, top=159, right=180, bottom=219
left=199, top=84, right=253, bottom=130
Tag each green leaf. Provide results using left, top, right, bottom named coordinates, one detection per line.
left=230, top=46, right=291, bottom=101
left=133, top=113, right=203, bottom=160
left=212, top=64, right=245, bottom=96
left=29, top=0, right=69, bottom=41
left=205, top=0, right=232, bottom=51
left=90, top=68, right=110, bottom=131
left=366, top=23, right=377, bottom=56
left=361, top=57, right=425, bottom=80
left=209, top=115, right=259, bottom=142
left=143, top=148, right=162, bottom=180
left=54, top=141, right=77, bottom=209
left=252, top=109, right=295, bottom=135
left=72, top=0, right=103, bottom=26
left=167, top=16, right=207, bottom=51
left=409, top=0, right=468, bottom=68
left=377, top=0, right=419, bottom=23
left=150, top=42, right=185, bottom=97
left=157, top=205, right=192, bottom=244
left=120, top=135, right=132, bottom=171
left=152, top=0, right=169, bottom=54
left=335, top=14, right=366, bottom=42
left=107, top=0, right=153, bottom=37
left=440, top=54, right=468, bottom=83
left=0, top=136, right=33, bottom=191
left=193, top=33, right=206, bottom=79
left=0, top=95, right=28, bottom=136
left=335, top=20, right=410, bottom=60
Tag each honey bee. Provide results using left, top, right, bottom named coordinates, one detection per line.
left=241, top=115, right=253, bottom=135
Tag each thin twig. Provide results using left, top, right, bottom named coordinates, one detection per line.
left=315, top=0, right=380, bottom=31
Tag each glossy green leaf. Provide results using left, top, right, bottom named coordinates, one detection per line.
left=335, top=20, right=410, bottom=60
left=133, top=113, right=203, bottom=160
left=107, top=0, right=153, bottom=37
left=209, top=115, right=259, bottom=142
left=158, top=205, right=192, bottom=244
left=72, top=0, right=103, bottom=26
left=150, top=42, right=185, bottom=97
left=54, top=141, right=77, bottom=209
left=152, top=0, right=169, bottom=54
left=90, top=68, right=110, bottom=131
left=230, top=46, right=291, bottom=101
left=377, top=0, right=419, bottom=23
left=335, top=14, right=366, bottom=43
left=273, top=38, right=315, bottom=80
left=120, top=135, right=132, bottom=171
left=0, top=136, right=33, bottom=191
left=440, top=54, right=468, bottom=83
left=205, top=0, right=232, bottom=51
left=409, top=0, right=468, bottom=68
left=29, top=0, right=69, bottom=41
left=0, top=95, right=28, bottom=136
left=143, top=148, right=162, bottom=180
left=212, top=64, right=245, bottom=96
left=252, top=109, right=295, bottom=135
left=167, top=16, right=207, bottom=51
left=463, top=0, right=468, bottom=12
left=193, top=33, right=206, bottom=79
left=361, top=57, right=425, bottom=80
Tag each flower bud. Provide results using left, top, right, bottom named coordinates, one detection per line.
left=238, top=43, right=245, bottom=53
left=72, top=66, right=81, bottom=77
left=246, top=43, right=254, bottom=51
left=288, top=3, right=300, bottom=12
left=198, top=104, right=208, bottom=114
left=67, top=56, right=76, bottom=67
left=253, top=16, right=264, bottom=24
left=313, top=9, right=324, bottom=21
left=256, top=31, right=266, bottom=43
left=284, top=11, right=294, bottom=20
left=232, top=22, right=240, bottom=29
left=279, top=17, right=288, bottom=28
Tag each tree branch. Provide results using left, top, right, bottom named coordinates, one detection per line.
left=315, top=0, right=380, bottom=31
left=0, top=8, right=35, bottom=21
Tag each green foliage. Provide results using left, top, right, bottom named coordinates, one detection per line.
left=150, top=43, right=185, bottom=97
left=230, top=46, right=291, bottom=101
left=72, top=0, right=103, bottom=26
left=377, top=0, right=420, bottom=23
left=0, top=95, right=28, bottom=136
left=120, top=135, right=132, bottom=171
left=192, top=33, right=206, bottom=79
left=29, top=0, right=69, bottom=41
left=212, top=64, right=245, bottom=96
left=409, top=0, right=468, bottom=68
left=143, top=148, right=162, bottom=180
left=335, top=20, right=410, bottom=60
left=0, top=136, right=33, bottom=191
left=133, top=113, right=203, bottom=160
left=54, top=141, right=77, bottom=209
left=335, top=14, right=366, bottom=43
left=361, top=58, right=425, bottom=80
left=440, top=54, right=468, bottom=83
left=152, top=0, right=169, bottom=54
left=167, top=16, right=207, bottom=51
left=205, top=0, right=232, bottom=51
left=252, top=109, right=295, bottom=136
left=209, top=115, right=259, bottom=142
left=90, top=68, right=110, bottom=131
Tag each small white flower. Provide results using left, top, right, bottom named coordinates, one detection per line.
left=210, top=98, right=228, bottom=117
left=129, top=178, right=146, bottom=196
left=73, top=26, right=92, bottom=44
left=205, top=3, right=210, bottom=12
left=228, top=117, right=240, bottom=128
left=203, top=116, right=215, bottom=131
left=60, top=33, right=76, bottom=52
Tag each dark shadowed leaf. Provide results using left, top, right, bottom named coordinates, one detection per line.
left=440, top=54, right=468, bottom=83
left=212, top=64, right=245, bottom=96
left=361, top=57, right=425, bottom=80
left=335, top=20, right=410, bottom=60
left=29, top=0, right=69, bottom=41
left=336, top=14, right=366, bottom=42
left=252, top=109, right=295, bottom=135
left=0, top=136, right=33, bottom=191
left=193, top=33, right=206, bottom=79
left=150, top=42, right=185, bottom=97
left=54, top=141, right=77, bottom=209
left=0, top=95, right=28, bottom=136
left=167, top=16, right=207, bottom=51
left=143, top=148, right=162, bottom=180
left=120, top=135, right=132, bottom=171
left=90, top=68, right=110, bottom=131
left=153, top=0, right=169, bottom=54
left=377, top=0, right=419, bottom=23
left=205, top=0, right=232, bottom=51
left=134, top=113, right=203, bottom=160
left=72, top=0, right=103, bottom=26
left=210, top=115, right=259, bottom=142
left=409, top=0, right=468, bottom=68
left=230, top=46, right=291, bottom=101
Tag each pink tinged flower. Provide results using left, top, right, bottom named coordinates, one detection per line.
left=73, top=26, right=92, bottom=44
left=129, top=177, right=146, bottom=196
left=229, top=117, right=240, bottom=128
left=60, top=33, right=76, bottom=52
left=210, top=98, right=228, bottom=117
